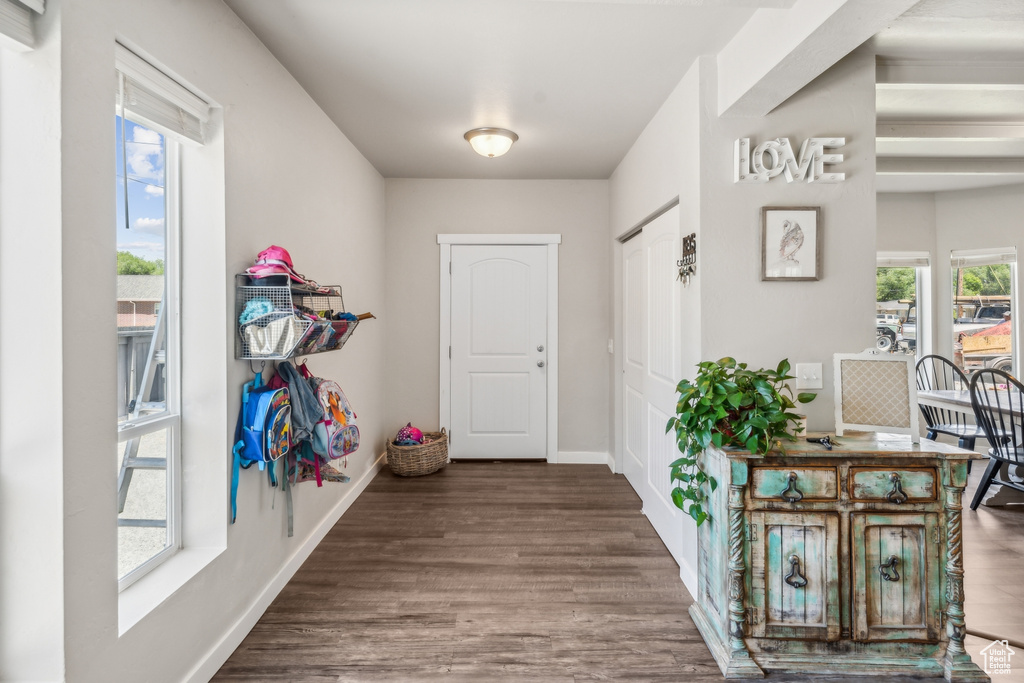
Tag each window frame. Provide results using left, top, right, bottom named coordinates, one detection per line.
left=949, top=247, right=1018, bottom=378
left=876, top=251, right=931, bottom=358
left=116, top=125, right=183, bottom=592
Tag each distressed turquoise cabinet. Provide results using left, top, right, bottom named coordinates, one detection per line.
left=852, top=512, right=942, bottom=643
left=689, top=433, right=989, bottom=681
left=748, top=511, right=841, bottom=641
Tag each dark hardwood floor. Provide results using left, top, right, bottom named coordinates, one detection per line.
left=214, top=460, right=1024, bottom=682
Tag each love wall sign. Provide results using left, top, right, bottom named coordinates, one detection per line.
left=734, top=137, right=845, bottom=184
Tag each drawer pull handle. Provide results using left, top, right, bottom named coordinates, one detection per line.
left=886, top=472, right=908, bottom=504
left=784, top=555, right=808, bottom=589
left=879, top=555, right=900, bottom=582
left=780, top=472, right=803, bottom=503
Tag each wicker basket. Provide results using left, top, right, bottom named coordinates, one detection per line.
left=386, top=429, right=448, bottom=476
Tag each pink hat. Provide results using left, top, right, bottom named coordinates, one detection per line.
left=246, top=245, right=306, bottom=283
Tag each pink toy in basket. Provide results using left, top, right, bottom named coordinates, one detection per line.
left=394, top=423, right=424, bottom=445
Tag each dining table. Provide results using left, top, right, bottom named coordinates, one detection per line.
left=917, top=387, right=1024, bottom=506
left=917, top=388, right=1023, bottom=418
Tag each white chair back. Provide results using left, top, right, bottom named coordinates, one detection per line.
left=834, top=349, right=919, bottom=442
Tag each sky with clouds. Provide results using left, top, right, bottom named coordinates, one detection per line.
left=115, top=117, right=166, bottom=264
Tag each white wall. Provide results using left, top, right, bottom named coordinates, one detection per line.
left=878, top=186, right=1024, bottom=362
left=0, top=0, right=387, bottom=680
left=608, top=49, right=878, bottom=595
left=877, top=192, right=938, bottom=354
left=698, top=49, right=878, bottom=431
left=877, top=193, right=936, bottom=254
left=608, top=64, right=702, bottom=585
left=384, top=179, right=610, bottom=458
left=0, top=5, right=65, bottom=679
left=934, top=184, right=1024, bottom=361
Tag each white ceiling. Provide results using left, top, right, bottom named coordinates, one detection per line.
left=221, top=0, right=789, bottom=179
left=224, top=0, right=1024, bottom=190
left=872, top=0, right=1024, bottom=192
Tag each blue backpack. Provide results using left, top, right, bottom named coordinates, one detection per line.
left=231, top=371, right=291, bottom=523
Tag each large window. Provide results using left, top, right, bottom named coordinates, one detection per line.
left=951, top=248, right=1017, bottom=378
left=876, top=252, right=930, bottom=357
left=114, top=45, right=208, bottom=589
left=116, top=115, right=180, bottom=585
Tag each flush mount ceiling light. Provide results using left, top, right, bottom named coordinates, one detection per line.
left=464, top=127, right=519, bottom=158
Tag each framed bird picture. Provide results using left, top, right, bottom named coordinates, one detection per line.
left=760, top=206, right=821, bottom=281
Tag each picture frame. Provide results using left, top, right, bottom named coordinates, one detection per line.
left=760, top=206, right=821, bottom=281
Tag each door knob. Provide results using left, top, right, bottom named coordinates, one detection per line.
left=537, top=345, right=545, bottom=352
left=537, top=361, right=545, bottom=367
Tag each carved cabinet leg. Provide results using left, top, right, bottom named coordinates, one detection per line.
left=943, top=481, right=989, bottom=682
left=723, top=483, right=763, bottom=678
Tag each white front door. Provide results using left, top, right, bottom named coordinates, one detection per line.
left=621, top=206, right=682, bottom=562
left=449, top=244, right=548, bottom=459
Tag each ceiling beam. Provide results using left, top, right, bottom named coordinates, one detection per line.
left=876, top=122, right=1024, bottom=140
left=877, top=61, right=1024, bottom=87
left=877, top=157, right=1024, bottom=175
left=717, top=0, right=919, bottom=118
left=524, top=0, right=794, bottom=5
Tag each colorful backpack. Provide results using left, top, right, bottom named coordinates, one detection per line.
left=299, top=364, right=359, bottom=461
left=231, top=371, right=291, bottom=523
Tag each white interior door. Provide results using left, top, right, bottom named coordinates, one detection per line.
left=450, top=244, right=548, bottom=459
left=622, top=233, right=648, bottom=492
left=622, top=206, right=682, bottom=562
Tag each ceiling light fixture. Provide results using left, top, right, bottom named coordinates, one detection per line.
left=464, top=127, right=518, bottom=158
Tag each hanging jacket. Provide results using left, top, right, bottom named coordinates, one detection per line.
left=276, top=361, right=321, bottom=443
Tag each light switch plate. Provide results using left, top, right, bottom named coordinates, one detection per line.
left=795, top=363, right=823, bottom=390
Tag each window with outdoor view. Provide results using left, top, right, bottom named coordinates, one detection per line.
left=876, top=252, right=930, bottom=357
left=951, top=249, right=1016, bottom=379
left=115, top=113, right=180, bottom=585
left=114, top=43, right=209, bottom=589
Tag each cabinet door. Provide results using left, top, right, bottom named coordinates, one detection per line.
left=851, top=513, right=941, bottom=642
left=749, top=511, right=840, bottom=641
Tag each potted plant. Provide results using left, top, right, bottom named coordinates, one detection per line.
left=666, top=357, right=816, bottom=525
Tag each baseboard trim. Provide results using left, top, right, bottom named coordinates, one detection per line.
left=186, top=452, right=386, bottom=683
left=679, top=556, right=698, bottom=598
left=554, top=451, right=612, bottom=468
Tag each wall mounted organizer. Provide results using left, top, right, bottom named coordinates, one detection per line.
left=235, top=274, right=362, bottom=360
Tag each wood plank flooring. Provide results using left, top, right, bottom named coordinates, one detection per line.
left=214, top=461, right=1024, bottom=682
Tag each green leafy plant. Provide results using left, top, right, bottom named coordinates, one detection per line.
left=666, top=357, right=816, bottom=526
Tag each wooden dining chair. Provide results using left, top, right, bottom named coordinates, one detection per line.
left=915, top=354, right=987, bottom=471
left=969, top=368, right=1024, bottom=510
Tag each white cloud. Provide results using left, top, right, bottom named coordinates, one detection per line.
left=144, top=184, right=165, bottom=197
left=125, top=123, right=164, bottom=181
left=127, top=146, right=163, bottom=182
left=133, top=127, right=162, bottom=145
left=133, top=217, right=165, bottom=235
left=116, top=239, right=164, bottom=262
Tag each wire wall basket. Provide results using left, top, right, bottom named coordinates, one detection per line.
left=235, top=276, right=359, bottom=360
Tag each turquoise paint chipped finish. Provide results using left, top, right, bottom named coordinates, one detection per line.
left=850, top=467, right=936, bottom=501
left=751, top=466, right=837, bottom=500
left=730, top=458, right=748, bottom=486
left=690, top=434, right=989, bottom=681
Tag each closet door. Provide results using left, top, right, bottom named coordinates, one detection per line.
left=622, top=206, right=682, bottom=562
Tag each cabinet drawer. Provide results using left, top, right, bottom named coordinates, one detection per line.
left=849, top=468, right=936, bottom=503
left=751, top=467, right=838, bottom=502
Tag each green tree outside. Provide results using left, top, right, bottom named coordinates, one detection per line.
left=956, top=264, right=1011, bottom=296
left=876, top=267, right=916, bottom=302
left=117, top=251, right=164, bottom=275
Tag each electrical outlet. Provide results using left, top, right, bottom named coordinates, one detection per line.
left=608, top=339, right=614, bottom=354
left=795, top=363, right=822, bottom=390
